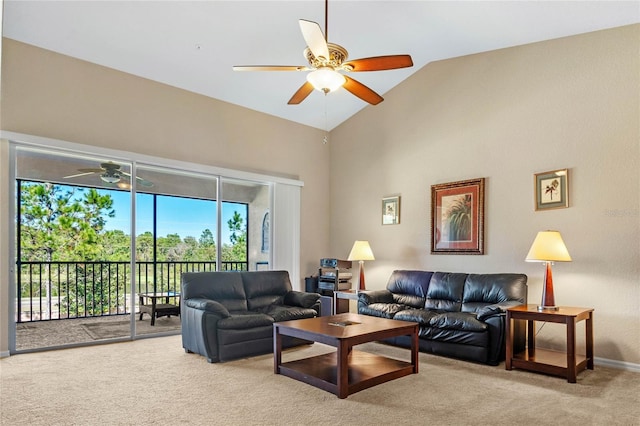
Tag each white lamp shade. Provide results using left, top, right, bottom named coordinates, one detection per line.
left=347, top=241, right=375, bottom=261
left=306, top=67, right=346, bottom=93
left=525, top=231, right=572, bottom=262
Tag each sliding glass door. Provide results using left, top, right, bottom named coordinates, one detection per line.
left=14, top=146, right=133, bottom=349
left=133, top=164, right=218, bottom=337
left=7, top=138, right=299, bottom=354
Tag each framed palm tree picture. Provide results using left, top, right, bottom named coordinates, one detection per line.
left=431, top=178, right=485, bottom=254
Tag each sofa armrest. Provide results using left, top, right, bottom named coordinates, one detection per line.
left=184, top=298, right=231, bottom=318
left=477, top=301, right=523, bottom=321
left=358, top=289, right=394, bottom=306
left=284, top=291, right=321, bottom=309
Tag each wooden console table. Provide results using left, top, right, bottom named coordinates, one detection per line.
left=505, top=305, right=594, bottom=383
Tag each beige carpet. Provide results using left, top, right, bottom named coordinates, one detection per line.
left=1, top=335, right=638, bottom=425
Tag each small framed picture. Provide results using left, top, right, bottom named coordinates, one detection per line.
left=534, top=169, right=569, bottom=211
left=431, top=178, right=485, bottom=255
left=382, top=196, right=400, bottom=225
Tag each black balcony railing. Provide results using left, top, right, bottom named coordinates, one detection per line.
left=16, top=260, right=248, bottom=322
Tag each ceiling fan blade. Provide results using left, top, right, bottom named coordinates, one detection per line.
left=287, top=81, right=315, bottom=105
left=343, top=76, right=384, bottom=105
left=63, top=171, right=98, bottom=179
left=299, top=19, right=329, bottom=61
left=233, top=65, right=310, bottom=72
left=120, top=171, right=154, bottom=187
left=343, top=55, right=414, bottom=72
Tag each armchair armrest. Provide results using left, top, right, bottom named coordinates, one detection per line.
left=184, top=298, right=231, bottom=318
left=284, top=290, right=321, bottom=309
left=477, top=301, right=523, bottom=321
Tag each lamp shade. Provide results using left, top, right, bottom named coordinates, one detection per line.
left=306, top=67, right=346, bottom=93
left=525, top=231, right=572, bottom=262
left=347, top=241, right=375, bottom=261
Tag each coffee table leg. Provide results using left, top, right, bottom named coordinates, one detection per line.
left=409, top=326, right=419, bottom=373
left=337, top=340, right=349, bottom=399
left=273, top=326, right=282, bottom=374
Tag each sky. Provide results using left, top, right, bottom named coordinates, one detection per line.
left=101, top=189, right=246, bottom=245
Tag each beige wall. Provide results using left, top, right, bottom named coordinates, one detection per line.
left=0, top=39, right=331, bottom=354
left=330, top=25, right=640, bottom=365
left=0, top=38, right=332, bottom=277
left=2, top=24, right=639, bottom=365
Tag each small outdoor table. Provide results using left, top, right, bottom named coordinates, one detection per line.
left=138, top=292, right=181, bottom=326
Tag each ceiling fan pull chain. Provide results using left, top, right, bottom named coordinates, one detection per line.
left=323, top=96, right=329, bottom=144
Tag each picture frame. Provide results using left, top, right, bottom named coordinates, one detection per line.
left=382, top=196, right=401, bottom=225
left=431, top=178, right=485, bottom=255
left=534, top=169, right=569, bottom=211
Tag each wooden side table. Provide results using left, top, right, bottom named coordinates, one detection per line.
left=506, top=305, right=594, bottom=383
left=333, top=289, right=359, bottom=314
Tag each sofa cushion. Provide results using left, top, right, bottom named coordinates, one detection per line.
left=393, top=294, right=427, bottom=309
left=424, top=272, right=466, bottom=312
left=217, top=325, right=273, bottom=346
left=243, top=270, right=290, bottom=311
left=260, top=305, right=318, bottom=322
left=359, top=303, right=409, bottom=319
left=217, top=312, right=274, bottom=330
left=387, top=270, right=433, bottom=300
left=393, top=308, right=440, bottom=325
left=182, top=271, right=249, bottom=312
left=284, top=291, right=320, bottom=308
left=428, top=312, right=488, bottom=332
left=461, top=273, right=528, bottom=313
left=421, top=326, right=489, bottom=347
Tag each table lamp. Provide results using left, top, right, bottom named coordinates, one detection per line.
left=525, top=230, right=572, bottom=311
left=347, top=241, right=375, bottom=291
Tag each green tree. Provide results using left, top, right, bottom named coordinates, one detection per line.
left=19, top=182, right=115, bottom=317
left=196, top=229, right=217, bottom=261
left=101, top=229, right=131, bottom=261
left=222, top=211, right=247, bottom=265
left=136, top=231, right=154, bottom=261
left=20, top=182, right=115, bottom=262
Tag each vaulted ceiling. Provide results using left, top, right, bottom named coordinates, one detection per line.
left=3, top=1, right=639, bottom=130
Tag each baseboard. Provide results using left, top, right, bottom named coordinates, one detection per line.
left=595, top=356, right=640, bottom=373
left=0, top=351, right=10, bottom=358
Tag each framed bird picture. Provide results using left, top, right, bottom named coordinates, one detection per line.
left=534, top=169, right=569, bottom=211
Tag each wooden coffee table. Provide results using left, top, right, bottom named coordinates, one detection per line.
left=273, top=313, right=419, bottom=399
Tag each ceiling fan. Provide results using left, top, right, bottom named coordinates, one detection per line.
left=233, top=0, right=413, bottom=105
left=64, top=162, right=154, bottom=188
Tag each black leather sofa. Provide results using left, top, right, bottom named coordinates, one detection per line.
left=181, top=270, right=321, bottom=363
left=358, top=270, right=527, bottom=365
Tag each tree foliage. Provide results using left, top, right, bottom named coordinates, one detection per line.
left=20, top=182, right=248, bottom=263
left=18, top=182, right=249, bottom=317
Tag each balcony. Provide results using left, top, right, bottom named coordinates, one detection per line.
left=17, top=260, right=248, bottom=322
left=15, top=260, right=248, bottom=351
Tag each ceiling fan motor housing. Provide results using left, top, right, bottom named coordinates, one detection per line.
left=305, top=43, right=350, bottom=70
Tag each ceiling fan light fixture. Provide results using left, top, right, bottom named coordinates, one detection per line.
left=100, top=172, right=120, bottom=184
left=306, top=67, right=345, bottom=93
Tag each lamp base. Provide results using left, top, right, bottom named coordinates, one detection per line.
left=537, top=305, right=559, bottom=311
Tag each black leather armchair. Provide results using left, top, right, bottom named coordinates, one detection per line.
left=181, top=270, right=320, bottom=363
